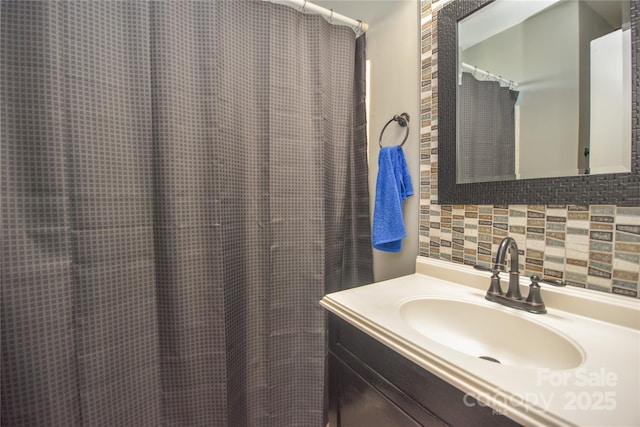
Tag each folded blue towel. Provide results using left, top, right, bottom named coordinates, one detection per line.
left=372, top=146, right=413, bottom=252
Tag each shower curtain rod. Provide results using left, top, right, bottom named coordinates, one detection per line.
left=263, top=0, right=369, bottom=36
left=461, top=62, right=519, bottom=88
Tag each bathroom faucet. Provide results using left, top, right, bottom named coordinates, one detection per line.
left=495, top=237, right=521, bottom=301
left=475, top=237, right=566, bottom=314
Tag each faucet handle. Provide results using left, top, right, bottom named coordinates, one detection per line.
left=474, top=264, right=503, bottom=296
left=473, top=263, right=505, bottom=273
left=525, top=275, right=566, bottom=314
left=529, top=275, right=566, bottom=287
left=525, top=275, right=546, bottom=313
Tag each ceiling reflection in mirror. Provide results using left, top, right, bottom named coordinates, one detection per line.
left=456, top=0, right=631, bottom=184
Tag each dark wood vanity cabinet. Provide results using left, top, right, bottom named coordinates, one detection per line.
left=328, top=314, right=522, bottom=427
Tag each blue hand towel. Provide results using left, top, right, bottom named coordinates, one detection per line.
left=372, top=146, right=413, bottom=252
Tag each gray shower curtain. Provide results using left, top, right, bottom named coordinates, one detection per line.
left=458, top=72, right=519, bottom=183
left=1, top=1, right=373, bottom=426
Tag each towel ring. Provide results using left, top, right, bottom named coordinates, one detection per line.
left=379, top=113, right=410, bottom=148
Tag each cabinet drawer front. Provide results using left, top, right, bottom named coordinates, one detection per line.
left=330, top=314, right=521, bottom=427
left=331, top=353, right=422, bottom=427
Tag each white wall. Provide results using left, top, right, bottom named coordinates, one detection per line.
left=520, top=1, right=581, bottom=179
left=589, top=29, right=632, bottom=174
left=315, top=1, right=421, bottom=282
left=578, top=1, right=615, bottom=172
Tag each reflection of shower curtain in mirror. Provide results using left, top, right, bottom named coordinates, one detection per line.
left=458, top=72, right=519, bottom=183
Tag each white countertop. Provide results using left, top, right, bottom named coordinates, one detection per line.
left=321, top=257, right=640, bottom=427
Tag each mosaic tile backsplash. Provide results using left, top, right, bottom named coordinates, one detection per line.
left=419, top=0, right=640, bottom=298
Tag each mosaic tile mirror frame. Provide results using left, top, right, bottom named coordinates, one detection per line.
left=420, top=0, right=640, bottom=298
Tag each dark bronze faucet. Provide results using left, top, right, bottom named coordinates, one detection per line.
left=495, top=237, right=522, bottom=301
left=475, top=237, right=566, bottom=314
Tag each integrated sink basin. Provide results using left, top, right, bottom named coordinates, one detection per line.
left=399, top=297, right=584, bottom=370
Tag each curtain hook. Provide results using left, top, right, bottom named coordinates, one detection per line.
left=356, top=19, right=363, bottom=33
left=329, top=9, right=334, bottom=23
left=302, top=0, right=307, bottom=12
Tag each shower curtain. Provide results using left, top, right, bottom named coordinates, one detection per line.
left=458, top=72, right=519, bottom=183
left=1, top=1, right=373, bottom=426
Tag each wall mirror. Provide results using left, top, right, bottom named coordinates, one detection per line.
left=437, top=0, right=640, bottom=205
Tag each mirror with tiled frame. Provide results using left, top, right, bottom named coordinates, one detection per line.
left=437, top=0, right=640, bottom=206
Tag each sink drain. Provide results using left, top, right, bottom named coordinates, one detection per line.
left=479, top=356, right=501, bottom=364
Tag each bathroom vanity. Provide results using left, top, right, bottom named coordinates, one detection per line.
left=321, top=257, right=640, bottom=427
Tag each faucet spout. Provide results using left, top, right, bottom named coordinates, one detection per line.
left=495, top=237, right=522, bottom=300
left=476, top=237, right=559, bottom=314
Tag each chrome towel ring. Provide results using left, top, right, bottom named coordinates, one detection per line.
left=379, top=113, right=410, bottom=148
